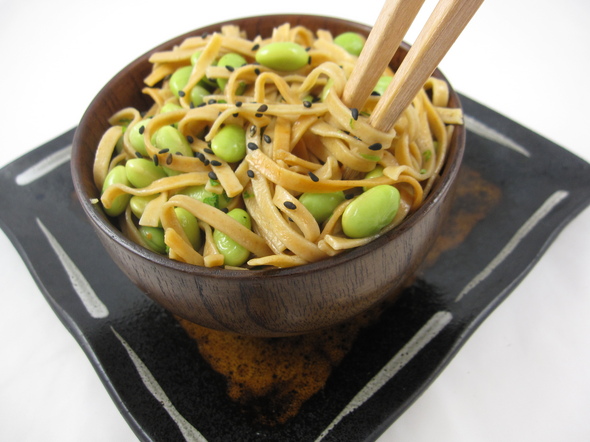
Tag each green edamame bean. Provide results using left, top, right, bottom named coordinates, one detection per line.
left=216, top=53, right=247, bottom=93
left=153, top=125, right=193, bottom=176
left=190, top=84, right=210, bottom=107
left=129, top=118, right=151, bottom=156
left=158, top=103, right=182, bottom=130
left=333, top=32, right=365, bottom=56
left=180, top=185, right=231, bottom=209
left=210, top=124, right=246, bottom=163
left=255, top=42, right=309, bottom=71
left=153, top=125, right=193, bottom=157
left=372, top=76, right=393, bottom=96
left=299, top=191, right=345, bottom=223
left=190, top=50, right=202, bottom=66
left=125, top=158, right=167, bottom=188
left=101, top=165, right=132, bottom=217
left=213, top=208, right=251, bottom=266
left=139, top=226, right=166, bottom=254
left=129, top=194, right=158, bottom=219
left=363, top=165, right=384, bottom=191
left=174, top=207, right=202, bottom=250
left=342, top=185, right=400, bottom=238
left=365, top=165, right=384, bottom=180
left=160, top=102, right=182, bottom=114
left=169, top=66, right=214, bottom=105
left=169, top=65, right=193, bottom=98
left=217, top=52, right=246, bottom=68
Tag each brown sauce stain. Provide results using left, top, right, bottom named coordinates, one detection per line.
left=177, top=164, right=502, bottom=425
left=424, top=166, right=502, bottom=267
left=177, top=307, right=382, bottom=425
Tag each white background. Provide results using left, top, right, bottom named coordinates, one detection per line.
left=1, top=0, right=589, bottom=441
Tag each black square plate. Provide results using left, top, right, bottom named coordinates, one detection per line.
left=1, top=95, right=589, bottom=441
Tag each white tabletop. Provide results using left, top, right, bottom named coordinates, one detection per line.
left=1, top=0, right=589, bottom=441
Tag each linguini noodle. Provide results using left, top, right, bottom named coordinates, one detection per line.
left=95, top=23, right=463, bottom=269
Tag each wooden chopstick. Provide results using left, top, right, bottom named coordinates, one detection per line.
left=369, top=0, right=484, bottom=132
left=342, top=0, right=426, bottom=111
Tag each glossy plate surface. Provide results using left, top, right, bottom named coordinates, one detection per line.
left=0, top=95, right=589, bottom=441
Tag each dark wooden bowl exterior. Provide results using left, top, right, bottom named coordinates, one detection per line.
left=71, top=15, right=465, bottom=337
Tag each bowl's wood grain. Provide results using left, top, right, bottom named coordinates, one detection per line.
left=72, top=14, right=465, bottom=336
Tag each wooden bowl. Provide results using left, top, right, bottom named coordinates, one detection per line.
left=71, top=14, right=465, bottom=337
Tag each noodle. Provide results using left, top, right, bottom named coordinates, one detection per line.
left=95, top=23, right=462, bottom=269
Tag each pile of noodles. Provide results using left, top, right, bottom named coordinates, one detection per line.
left=95, top=23, right=463, bottom=269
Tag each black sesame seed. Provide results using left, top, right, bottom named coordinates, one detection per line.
left=303, top=100, right=312, bottom=108
left=153, top=154, right=159, bottom=166
left=203, top=159, right=210, bottom=166
left=236, top=101, right=243, bottom=107
left=197, top=102, right=207, bottom=107
left=158, top=148, right=170, bottom=154
left=371, top=91, right=381, bottom=96
left=247, top=142, right=259, bottom=150
left=211, top=160, right=222, bottom=166
left=263, top=134, right=271, bottom=143
left=257, top=104, right=268, bottom=113
left=233, top=113, right=239, bottom=117
left=283, top=201, right=297, bottom=210
left=189, top=102, right=195, bottom=109
left=345, top=193, right=354, bottom=200
left=186, top=135, right=194, bottom=143
left=251, top=43, right=260, bottom=51
left=351, top=108, right=359, bottom=120
left=254, top=68, right=261, bottom=75
left=204, top=148, right=214, bottom=155
left=247, top=170, right=255, bottom=178
left=196, top=152, right=206, bottom=161
left=135, top=151, right=143, bottom=158
left=305, top=46, right=311, bottom=52
left=138, top=125, right=145, bottom=135
left=178, top=90, right=186, bottom=97
left=368, top=143, right=383, bottom=151
left=308, top=171, right=319, bottom=182
left=208, top=99, right=217, bottom=104
left=221, top=207, right=229, bottom=213
left=308, top=55, right=312, bottom=65
left=225, top=65, right=235, bottom=72
left=255, top=113, right=263, bottom=118
left=208, top=171, right=218, bottom=180
left=166, top=154, right=173, bottom=165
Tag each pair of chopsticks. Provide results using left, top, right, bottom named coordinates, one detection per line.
left=343, top=0, right=484, bottom=132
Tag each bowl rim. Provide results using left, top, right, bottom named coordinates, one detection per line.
left=71, top=13, right=466, bottom=281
